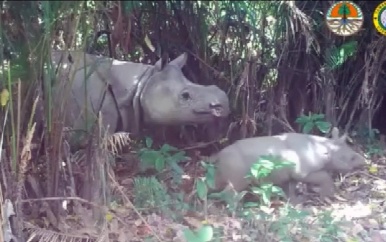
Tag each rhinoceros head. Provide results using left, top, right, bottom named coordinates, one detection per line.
left=326, top=127, right=367, bottom=173
left=140, top=53, right=230, bottom=125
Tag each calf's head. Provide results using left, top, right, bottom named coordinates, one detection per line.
left=140, top=53, right=230, bottom=125
left=326, top=127, right=367, bottom=173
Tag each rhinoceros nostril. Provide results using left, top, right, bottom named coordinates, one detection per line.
left=209, top=103, right=224, bottom=117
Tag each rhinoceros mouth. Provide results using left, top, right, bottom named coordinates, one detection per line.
left=193, top=108, right=225, bottom=117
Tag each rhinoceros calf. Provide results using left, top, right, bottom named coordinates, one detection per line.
left=49, top=50, right=230, bottom=138
left=211, top=127, right=366, bottom=203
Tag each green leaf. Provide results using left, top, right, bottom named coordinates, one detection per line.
left=145, top=137, right=153, bottom=148
left=261, top=190, right=271, bottom=205
left=196, top=179, right=208, bottom=200
left=325, top=41, right=358, bottom=70
left=295, top=115, right=310, bottom=124
left=183, top=229, right=199, bottom=242
left=250, top=162, right=272, bottom=178
left=183, top=225, right=214, bottom=242
left=170, top=152, right=187, bottom=163
left=243, top=201, right=260, bottom=208
left=160, top=143, right=179, bottom=152
left=260, top=183, right=273, bottom=190
left=196, top=225, right=214, bottom=241
left=302, top=122, right=314, bottom=134
left=169, top=161, right=184, bottom=175
left=205, top=163, right=216, bottom=176
left=139, top=150, right=158, bottom=163
left=160, top=143, right=171, bottom=152
left=257, top=156, right=275, bottom=168
left=155, top=157, right=165, bottom=171
left=250, top=164, right=260, bottom=177
left=205, top=165, right=216, bottom=189
left=251, top=186, right=263, bottom=195
left=311, top=113, right=325, bottom=120
left=315, top=121, right=331, bottom=134
left=271, top=185, right=285, bottom=196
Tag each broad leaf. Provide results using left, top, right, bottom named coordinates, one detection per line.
left=315, top=121, right=331, bottom=133
left=196, top=179, right=208, bottom=200
left=302, top=122, right=314, bottom=134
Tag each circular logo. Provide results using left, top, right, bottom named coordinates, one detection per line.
left=326, top=1, right=364, bottom=36
left=373, top=1, right=386, bottom=36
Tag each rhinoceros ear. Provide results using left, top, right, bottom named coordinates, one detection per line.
left=339, top=133, right=348, bottom=142
left=168, top=52, right=188, bottom=69
left=331, top=127, right=340, bottom=139
left=154, top=58, right=163, bottom=72
left=331, top=126, right=349, bottom=143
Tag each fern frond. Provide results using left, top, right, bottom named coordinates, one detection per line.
left=105, top=132, right=131, bottom=154
left=324, top=40, right=358, bottom=70
left=133, top=176, right=170, bottom=211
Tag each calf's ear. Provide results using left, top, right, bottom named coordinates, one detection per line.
left=154, top=58, right=164, bottom=71
left=339, top=133, right=348, bottom=142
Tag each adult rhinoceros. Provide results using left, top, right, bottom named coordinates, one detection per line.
left=49, top=50, right=230, bottom=140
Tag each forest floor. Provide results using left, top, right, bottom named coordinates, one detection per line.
left=106, top=155, right=386, bottom=242
left=21, top=144, right=386, bottom=242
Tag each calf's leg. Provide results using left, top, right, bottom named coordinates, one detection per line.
left=280, top=180, right=303, bottom=205
left=301, top=170, right=335, bottom=198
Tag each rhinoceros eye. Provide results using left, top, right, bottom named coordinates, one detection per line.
left=181, top=91, right=191, bottom=100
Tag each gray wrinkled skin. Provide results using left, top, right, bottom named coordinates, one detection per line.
left=50, top=50, right=230, bottom=136
left=212, top=127, right=366, bottom=204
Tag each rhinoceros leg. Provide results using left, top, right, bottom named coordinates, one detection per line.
left=280, top=181, right=303, bottom=205
left=301, top=170, right=336, bottom=199
left=214, top=166, right=250, bottom=193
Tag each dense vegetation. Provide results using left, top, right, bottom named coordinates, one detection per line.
left=1, top=1, right=385, bottom=241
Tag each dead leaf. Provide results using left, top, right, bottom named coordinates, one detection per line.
left=369, top=164, right=378, bottom=174
left=183, top=216, right=202, bottom=229
left=106, top=212, right=114, bottom=222
left=0, top=88, right=9, bottom=107
left=136, top=224, right=151, bottom=237
left=144, top=34, right=155, bottom=52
